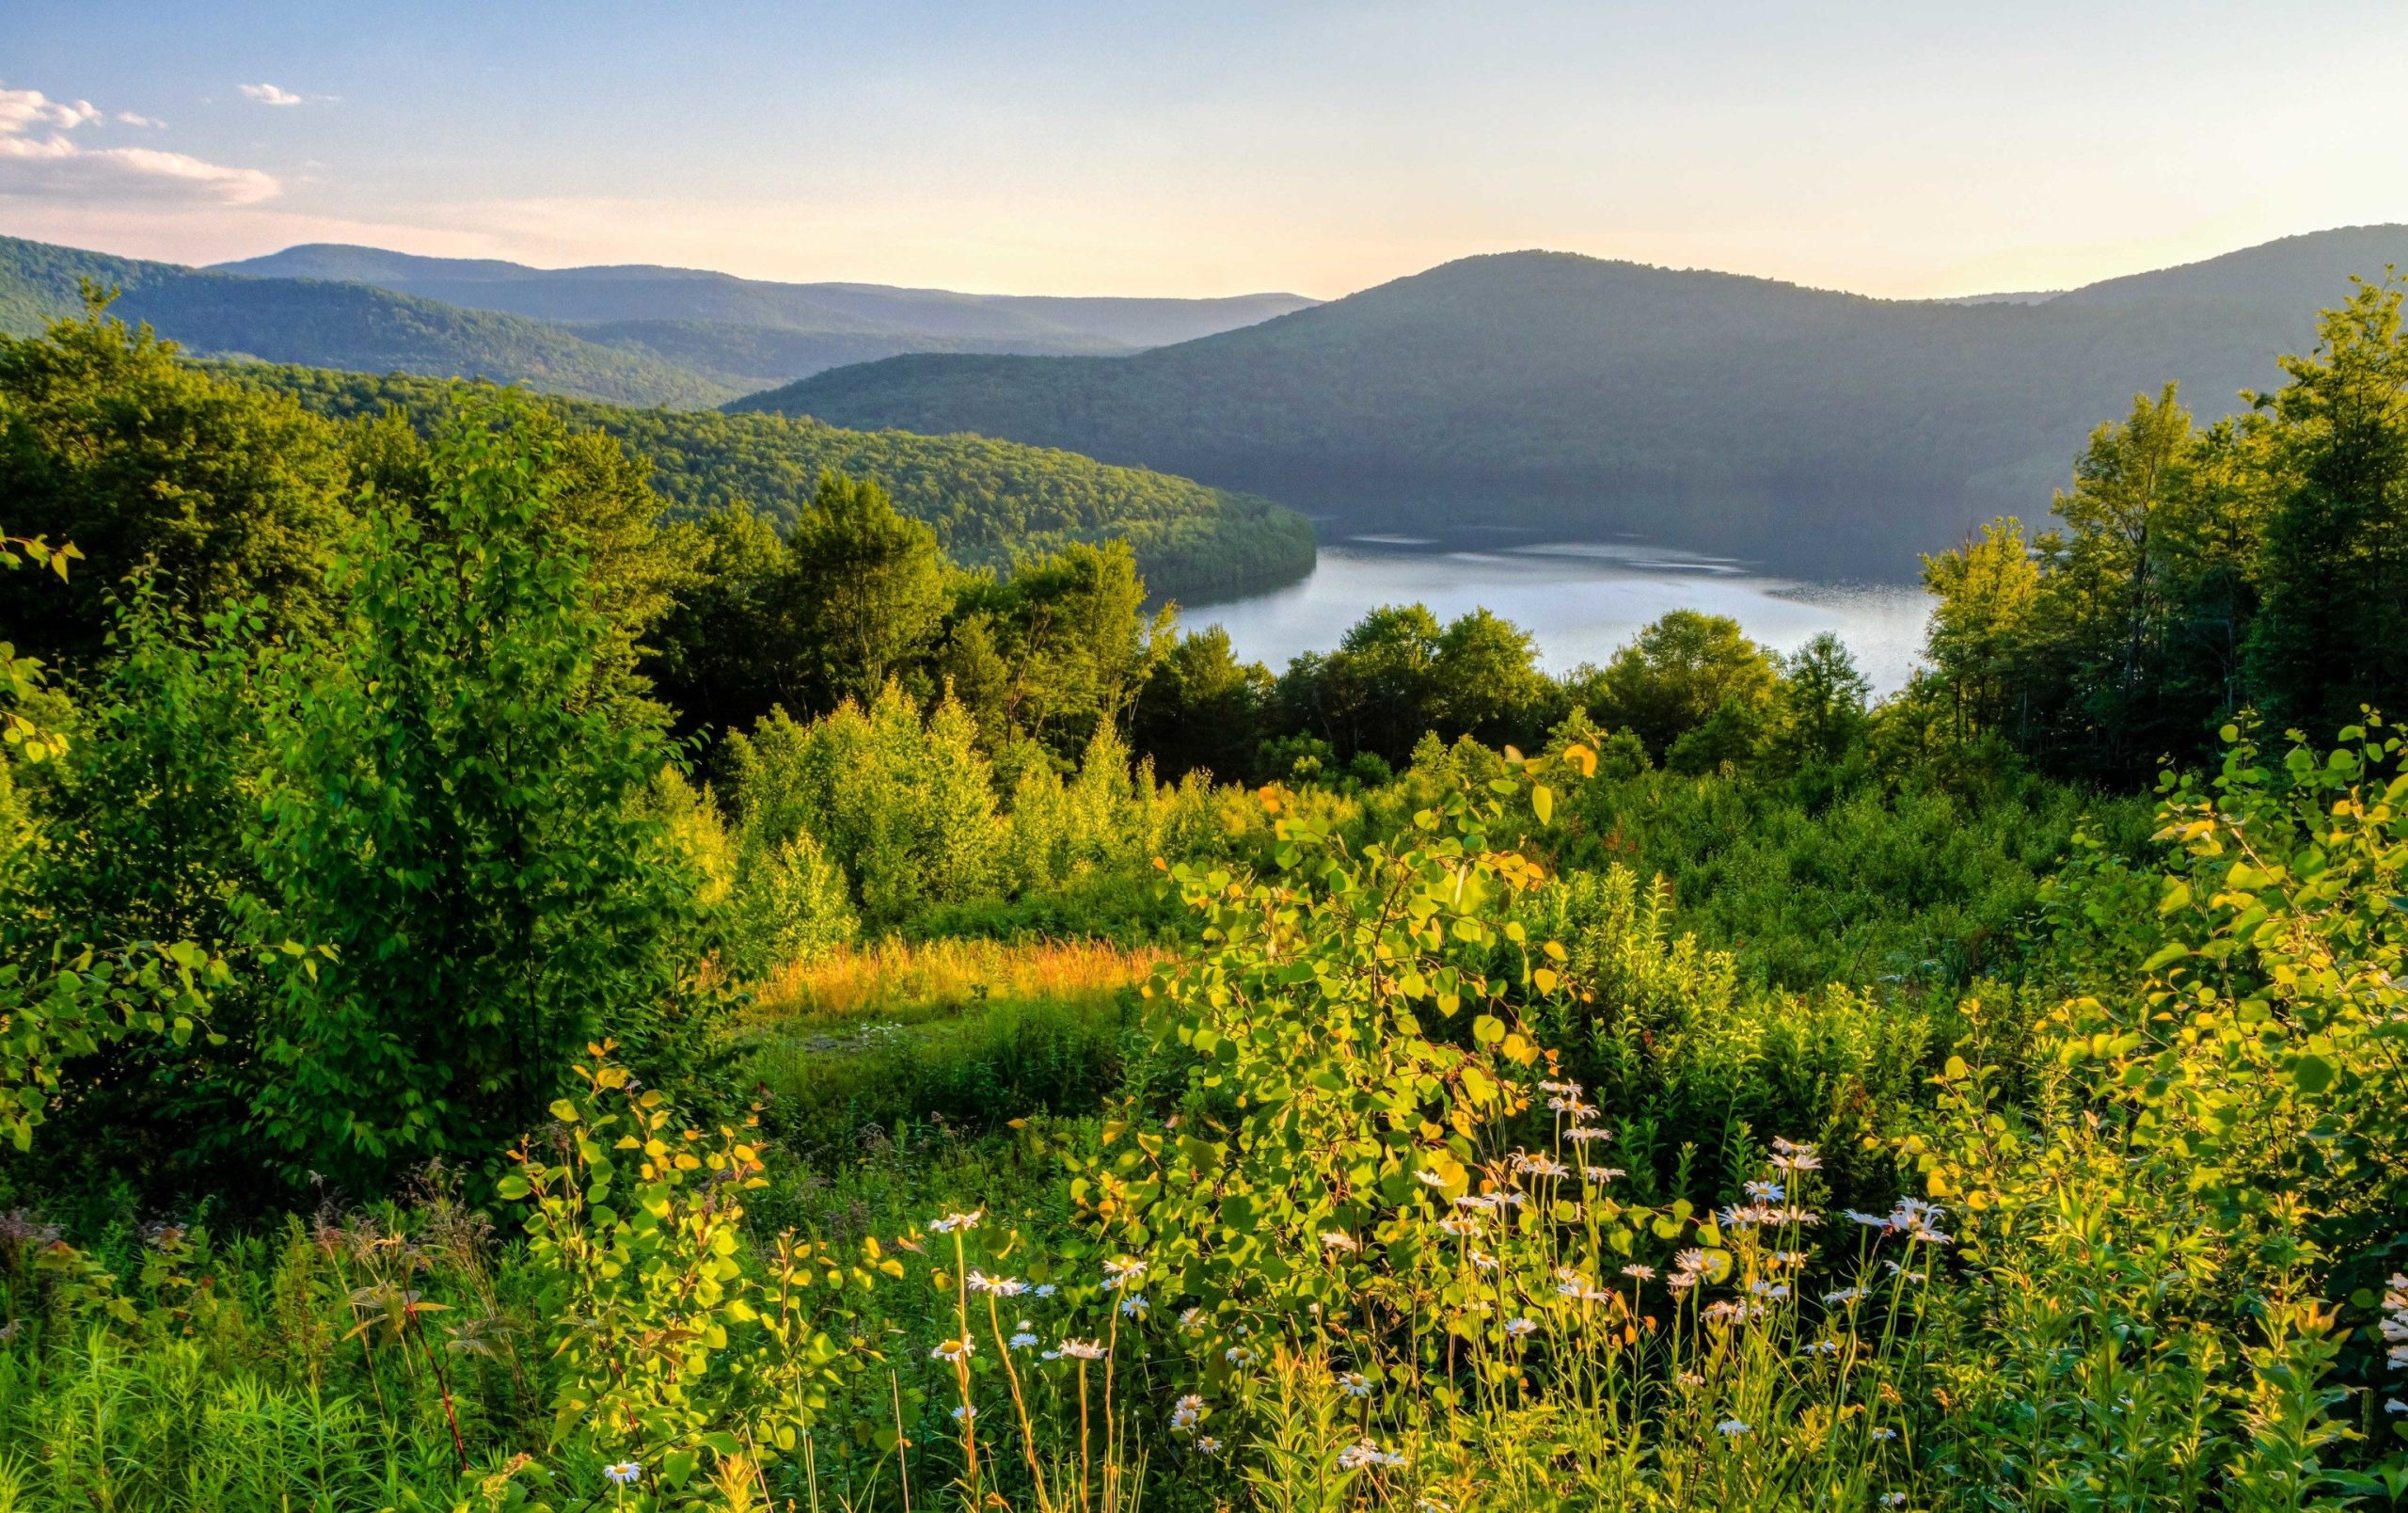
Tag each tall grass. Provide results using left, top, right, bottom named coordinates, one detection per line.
left=752, top=938, right=1163, bottom=1027
left=745, top=939, right=1164, bottom=1158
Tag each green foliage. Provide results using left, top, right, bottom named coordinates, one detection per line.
left=943, top=540, right=1172, bottom=765
left=729, top=833, right=858, bottom=981
left=0, top=295, right=352, bottom=667
left=749, top=984, right=1132, bottom=1157
left=1922, top=275, right=2408, bottom=776
left=1101, top=745, right=1580, bottom=1348
left=1523, top=866, right=1938, bottom=1207
left=750, top=233, right=2408, bottom=572
left=2245, top=278, right=2408, bottom=735
left=1133, top=626, right=1273, bottom=783
left=647, top=502, right=792, bottom=736
left=724, top=682, right=1184, bottom=941
left=1771, top=631, right=1873, bottom=768
left=0, top=528, right=229, bottom=1157
left=1552, top=756, right=2139, bottom=994
left=240, top=397, right=716, bottom=1188
left=727, top=686, right=1004, bottom=932
left=1267, top=603, right=1564, bottom=770
left=344, top=406, right=699, bottom=702
left=500, top=1050, right=881, bottom=1506
left=1581, top=608, right=1781, bottom=765
left=783, top=470, right=951, bottom=706
left=243, top=363, right=1318, bottom=604
left=2040, top=717, right=2408, bottom=1286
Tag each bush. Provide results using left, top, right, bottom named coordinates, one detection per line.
left=239, top=396, right=717, bottom=1190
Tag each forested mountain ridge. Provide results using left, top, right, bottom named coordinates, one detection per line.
left=238, top=364, right=1316, bottom=601
left=0, top=234, right=733, bottom=408
left=747, top=224, right=2408, bottom=576
left=210, top=243, right=1319, bottom=385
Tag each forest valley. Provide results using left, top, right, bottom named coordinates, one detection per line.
left=0, top=278, right=2404, bottom=1511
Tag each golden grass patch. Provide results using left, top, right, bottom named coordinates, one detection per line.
left=750, top=937, right=1164, bottom=1025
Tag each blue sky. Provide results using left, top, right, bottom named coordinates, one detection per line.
left=6, top=0, right=2405, bottom=298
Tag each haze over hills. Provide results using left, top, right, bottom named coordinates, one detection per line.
left=0, top=235, right=735, bottom=408
left=746, top=224, right=2408, bottom=578
left=209, top=245, right=1319, bottom=391
left=0, top=232, right=1319, bottom=599
left=15, top=221, right=2402, bottom=582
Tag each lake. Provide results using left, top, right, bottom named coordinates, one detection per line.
left=1185, top=532, right=1934, bottom=695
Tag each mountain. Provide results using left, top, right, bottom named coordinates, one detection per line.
left=0, top=234, right=733, bottom=408
left=743, top=225, right=2408, bottom=577
left=209, top=244, right=1318, bottom=385
left=2047, top=225, right=2408, bottom=306
left=1, top=231, right=1314, bottom=597
left=236, top=365, right=1316, bottom=603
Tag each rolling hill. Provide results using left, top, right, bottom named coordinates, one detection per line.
left=0, top=235, right=732, bottom=408
left=742, top=225, right=2408, bottom=577
left=233, top=365, right=1316, bottom=603
left=210, top=244, right=1317, bottom=387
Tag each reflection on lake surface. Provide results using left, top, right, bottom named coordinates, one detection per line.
left=1187, top=533, right=1934, bottom=695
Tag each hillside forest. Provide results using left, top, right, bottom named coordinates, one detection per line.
left=0, top=274, right=2405, bottom=1512
left=756, top=226, right=2408, bottom=577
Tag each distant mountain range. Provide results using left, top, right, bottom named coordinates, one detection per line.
left=0, top=234, right=1315, bottom=407
left=209, top=245, right=1317, bottom=391
left=747, top=225, right=2408, bottom=577
left=0, top=231, right=1319, bottom=600
left=0, top=234, right=733, bottom=407
left=13, top=223, right=2403, bottom=581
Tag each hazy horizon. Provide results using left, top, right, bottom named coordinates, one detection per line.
left=8, top=0, right=2407, bottom=302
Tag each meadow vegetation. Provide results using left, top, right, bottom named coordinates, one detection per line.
left=0, top=281, right=2404, bottom=1511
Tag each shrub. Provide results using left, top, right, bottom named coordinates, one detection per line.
left=240, top=397, right=716, bottom=1190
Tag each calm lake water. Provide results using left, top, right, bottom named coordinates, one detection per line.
left=1186, top=533, right=1934, bottom=695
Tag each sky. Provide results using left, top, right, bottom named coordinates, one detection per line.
left=6, top=0, right=2405, bottom=301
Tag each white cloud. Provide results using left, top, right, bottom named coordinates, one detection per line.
left=238, top=83, right=305, bottom=106
left=0, top=85, right=101, bottom=134
left=115, top=112, right=166, bottom=129
left=0, top=139, right=280, bottom=206
left=0, top=78, right=278, bottom=207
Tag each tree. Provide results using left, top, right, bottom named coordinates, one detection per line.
left=781, top=470, right=949, bottom=707
left=1433, top=607, right=1560, bottom=753
left=2244, top=276, right=2408, bottom=733
left=0, top=526, right=224, bottom=1158
left=1590, top=609, right=1780, bottom=760
left=8, top=582, right=269, bottom=1177
left=725, top=684, right=1002, bottom=930
left=345, top=403, right=695, bottom=703
left=1275, top=603, right=1442, bottom=765
left=0, top=294, right=352, bottom=667
left=2047, top=384, right=2193, bottom=754
left=944, top=540, right=1170, bottom=765
left=1775, top=630, right=1872, bottom=766
left=241, top=397, right=711, bottom=1189
left=1922, top=519, right=2042, bottom=745
left=1132, top=625, right=1270, bottom=783
left=645, top=502, right=793, bottom=736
